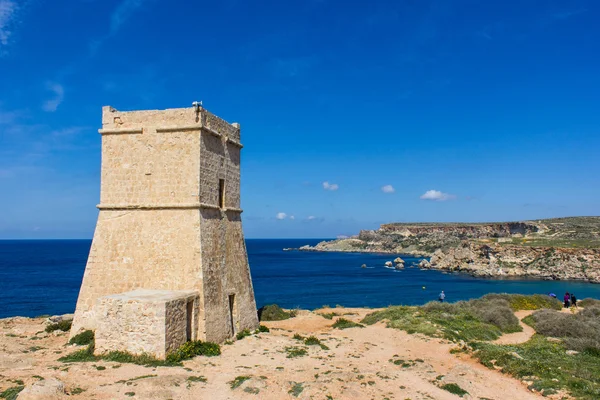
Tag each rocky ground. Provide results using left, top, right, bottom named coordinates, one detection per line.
left=1, top=309, right=553, bottom=400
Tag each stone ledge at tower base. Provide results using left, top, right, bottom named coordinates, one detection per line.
left=94, top=289, right=200, bottom=360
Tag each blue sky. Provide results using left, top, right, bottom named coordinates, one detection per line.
left=1, top=0, right=599, bottom=239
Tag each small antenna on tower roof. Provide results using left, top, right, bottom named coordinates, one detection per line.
left=192, top=101, right=202, bottom=122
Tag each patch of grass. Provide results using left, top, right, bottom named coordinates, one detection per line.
left=70, top=387, right=85, bottom=395
left=124, top=392, right=135, bottom=397
left=60, top=339, right=220, bottom=366
left=293, top=333, right=304, bottom=340
left=332, top=318, right=364, bottom=330
left=69, top=330, right=94, bottom=346
left=288, top=382, right=304, bottom=397
left=32, top=375, right=44, bottom=380
left=236, top=329, right=252, bottom=340
left=0, top=386, right=24, bottom=400
left=285, top=346, right=308, bottom=358
left=187, top=376, right=207, bottom=383
left=304, top=336, right=329, bottom=350
left=94, top=365, right=106, bottom=370
left=319, top=312, right=340, bottom=320
left=244, top=387, right=260, bottom=394
left=58, top=343, right=96, bottom=362
left=229, top=375, right=251, bottom=389
left=258, top=325, right=270, bottom=333
left=258, top=304, right=292, bottom=321
left=472, top=335, right=600, bottom=399
left=440, top=383, right=468, bottom=397
left=45, top=320, right=72, bottom=333
left=166, top=340, right=221, bottom=362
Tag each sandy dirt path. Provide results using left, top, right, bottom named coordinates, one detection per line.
left=0, top=309, right=545, bottom=400
left=493, top=310, right=536, bottom=345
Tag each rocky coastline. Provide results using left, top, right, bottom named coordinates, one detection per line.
left=293, top=217, right=600, bottom=283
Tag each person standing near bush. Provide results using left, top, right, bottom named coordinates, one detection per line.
left=571, top=293, right=578, bottom=308
left=564, top=292, right=571, bottom=308
left=439, top=291, right=446, bottom=302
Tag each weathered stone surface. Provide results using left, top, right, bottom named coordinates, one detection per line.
left=95, top=289, right=198, bottom=359
left=18, top=378, right=65, bottom=400
left=71, top=105, right=259, bottom=344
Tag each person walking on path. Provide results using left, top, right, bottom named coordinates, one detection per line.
left=563, top=292, right=571, bottom=308
left=571, top=293, right=578, bottom=308
left=439, top=290, right=446, bottom=302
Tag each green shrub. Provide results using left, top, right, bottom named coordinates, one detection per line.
left=288, top=382, right=304, bottom=397
left=69, top=330, right=94, bottom=346
left=45, top=320, right=72, bottom=333
left=529, top=307, right=600, bottom=353
left=440, top=383, right=468, bottom=397
left=187, top=376, right=207, bottom=383
left=319, top=312, right=340, bottom=320
left=229, top=375, right=251, bottom=389
left=258, top=304, right=292, bottom=321
left=0, top=386, right=24, bottom=400
left=258, top=325, right=270, bottom=333
left=166, top=340, right=221, bottom=363
left=468, top=299, right=521, bottom=332
left=285, top=346, right=307, bottom=358
left=292, top=333, right=304, bottom=340
left=236, top=329, right=251, bottom=340
left=579, top=298, right=600, bottom=308
left=304, top=336, right=321, bottom=346
left=332, top=318, right=364, bottom=330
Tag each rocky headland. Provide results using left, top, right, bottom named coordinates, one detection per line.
left=297, top=217, right=600, bottom=283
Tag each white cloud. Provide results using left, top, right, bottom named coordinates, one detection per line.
left=290, top=215, right=295, bottom=220
left=322, top=181, right=339, bottom=191
left=0, top=0, right=17, bottom=48
left=276, top=212, right=287, bottom=220
left=110, top=0, right=147, bottom=34
left=381, top=184, right=395, bottom=193
left=89, top=0, right=150, bottom=56
left=420, top=190, right=456, bottom=201
left=42, top=82, right=65, bottom=112
left=307, top=216, right=316, bottom=220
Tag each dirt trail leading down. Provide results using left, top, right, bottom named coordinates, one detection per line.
left=0, top=309, right=545, bottom=400
left=493, top=310, right=536, bottom=345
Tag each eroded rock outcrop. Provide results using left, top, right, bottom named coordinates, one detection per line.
left=297, top=217, right=600, bottom=282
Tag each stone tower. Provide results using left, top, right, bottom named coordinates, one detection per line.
left=71, top=105, right=259, bottom=344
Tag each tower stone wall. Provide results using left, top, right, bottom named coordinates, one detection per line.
left=71, top=105, right=259, bottom=343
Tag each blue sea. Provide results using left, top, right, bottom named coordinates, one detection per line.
left=1, top=239, right=599, bottom=318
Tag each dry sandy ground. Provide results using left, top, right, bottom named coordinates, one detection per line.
left=0, top=308, right=547, bottom=400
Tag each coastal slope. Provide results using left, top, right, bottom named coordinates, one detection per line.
left=299, top=217, right=600, bottom=282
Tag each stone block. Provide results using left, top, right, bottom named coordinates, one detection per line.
left=94, top=289, right=199, bottom=359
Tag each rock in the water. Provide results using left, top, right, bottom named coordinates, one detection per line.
left=384, top=261, right=393, bottom=267
left=394, top=257, right=404, bottom=264
left=394, top=264, right=404, bottom=270
left=361, top=264, right=367, bottom=268
left=418, top=259, right=431, bottom=269
left=18, top=378, right=65, bottom=400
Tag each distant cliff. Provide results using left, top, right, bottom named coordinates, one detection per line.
left=298, top=217, right=600, bottom=283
